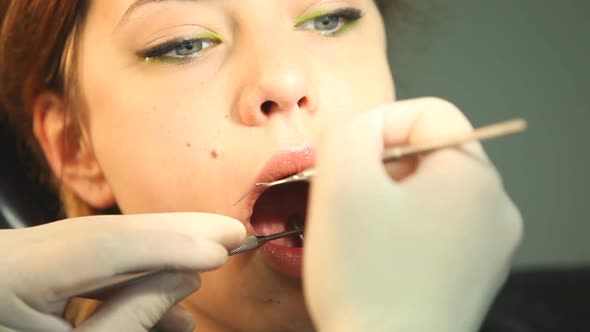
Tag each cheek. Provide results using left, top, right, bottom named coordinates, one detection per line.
left=84, top=82, right=228, bottom=213
left=315, top=52, right=394, bottom=124
left=310, top=31, right=395, bottom=119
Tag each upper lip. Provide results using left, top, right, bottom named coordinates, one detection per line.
left=239, top=145, right=316, bottom=225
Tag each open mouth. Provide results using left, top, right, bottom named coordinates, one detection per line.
left=249, top=180, right=309, bottom=279
left=250, top=181, right=309, bottom=248
left=239, top=145, right=315, bottom=278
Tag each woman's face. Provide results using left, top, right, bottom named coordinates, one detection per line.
left=76, top=0, right=394, bottom=330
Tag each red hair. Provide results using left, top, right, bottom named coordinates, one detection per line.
left=0, top=0, right=91, bottom=217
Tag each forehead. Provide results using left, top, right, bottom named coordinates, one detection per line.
left=89, top=0, right=376, bottom=25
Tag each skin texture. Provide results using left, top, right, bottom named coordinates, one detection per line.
left=34, top=0, right=395, bottom=331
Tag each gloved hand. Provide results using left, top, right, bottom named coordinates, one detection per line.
left=304, top=98, right=523, bottom=332
left=0, top=213, right=245, bottom=332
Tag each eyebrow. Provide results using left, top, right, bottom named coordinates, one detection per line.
left=120, top=0, right=198, bottom=25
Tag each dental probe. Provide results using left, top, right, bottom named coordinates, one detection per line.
left=233, top=118, right=528, bottom=206
left=228, top=228, right=303, bottom=256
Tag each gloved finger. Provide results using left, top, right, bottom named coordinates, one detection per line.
left=379, top=98, right=501, bottom=199
left=57, top=212, right=246, bottom=250
left=379, top=97, right=490, bottom=180
left=75, top=272, right=200, bottom=332
left=314, top=104, right=393, bottom=197
left=14, top=213, right=243, bottom=303
left=0, top=298, right=72, bottom=332
left=153, top=305, right=195, bottom=332
left=381, top=97, right=486, bottom=157
left=309, top=105, right=399, bottom=237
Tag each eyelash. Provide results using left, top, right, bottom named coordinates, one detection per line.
left=140, top=38, right=220, bottom=64
left=296, top=8, right=363, bottom=36
left=139, top=7, right=363, bottom=64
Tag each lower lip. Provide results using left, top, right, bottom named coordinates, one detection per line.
left=260, top=243, right=304, bottom=279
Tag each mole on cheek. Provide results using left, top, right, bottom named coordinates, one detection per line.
left=210, top=148, right=221, bottom=158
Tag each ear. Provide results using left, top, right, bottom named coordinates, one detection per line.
left=32, top=92, right=116, bottom=209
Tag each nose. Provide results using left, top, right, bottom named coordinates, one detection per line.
left=235, top=47, right=319, bottom=126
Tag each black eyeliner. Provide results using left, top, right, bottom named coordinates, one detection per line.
left=140, top=39, right=190, bottom=59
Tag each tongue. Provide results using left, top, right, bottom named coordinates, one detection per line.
left=250, top=182, right=309, bottom=247
left=253, top=216, right=301, bottom=247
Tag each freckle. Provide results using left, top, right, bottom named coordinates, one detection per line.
left=186, top=142, right=191, bottom=147
left=210, top=148, right=220, bottom=158
left=224, top=114, right=229, bottom=119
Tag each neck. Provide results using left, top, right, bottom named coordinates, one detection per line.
left=180, top=302, right=234, bottom=332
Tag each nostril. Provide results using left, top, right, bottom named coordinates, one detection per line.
left=297, top=97, right=308, bottom=108
left=261, top=101, right=274, bottom=115
left=260, top=98, right=307, bottom=115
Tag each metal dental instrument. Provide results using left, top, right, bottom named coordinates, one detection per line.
left=290, top=216, right=305, bottom=242
left=233, top=168, right=317, bottom=207
left=233, top=118, right=528, bottom=206
left=228, top=228, right=303, bottom=256
left=77, top=228, right=304, bottom=300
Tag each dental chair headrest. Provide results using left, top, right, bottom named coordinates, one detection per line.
left=0, top=117, right=60, bottom=228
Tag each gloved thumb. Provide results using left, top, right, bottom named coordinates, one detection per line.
left=315, top=106, right=394, bottom=195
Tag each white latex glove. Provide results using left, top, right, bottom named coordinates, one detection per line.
left=0, top=213, right=245, bottom=332
left=304, top=98, right=523, bottom=332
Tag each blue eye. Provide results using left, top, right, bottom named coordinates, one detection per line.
left=141, top=37, right=220, bottom=63
left=296, top=8, right=363, bottom=36
left=173, top=40, right=204, bottom=56
left=313, top=16, right=341, bottom=31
